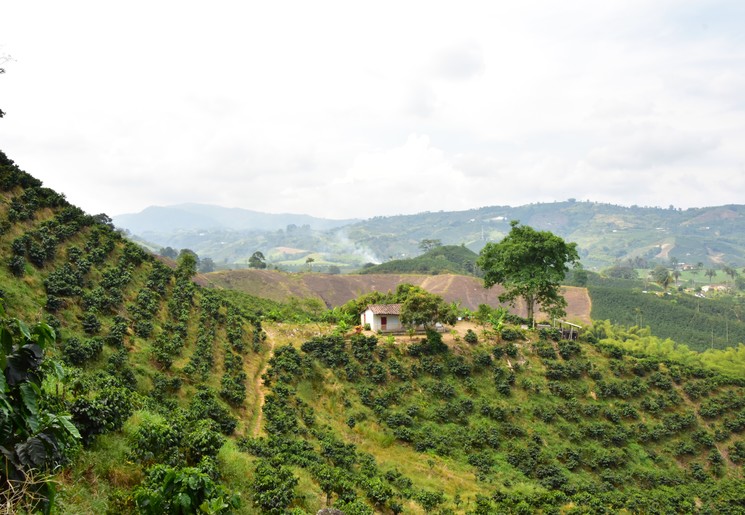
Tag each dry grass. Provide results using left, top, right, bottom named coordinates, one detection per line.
left=0, top=471, right=57, bottom=515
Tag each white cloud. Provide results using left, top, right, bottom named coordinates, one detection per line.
left=430, top=41, right=484, bottom=81
left=1, top=1, right=744, bottom=218
left=585, top=124, right=719, bottom=170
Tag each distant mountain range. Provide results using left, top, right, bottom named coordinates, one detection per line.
left=113, top=201, right=745, bottom=271
left=113, top=203, right=358, bottom=233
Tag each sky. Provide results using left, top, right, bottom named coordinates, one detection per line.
left=2, top=1, right=745, bottom=220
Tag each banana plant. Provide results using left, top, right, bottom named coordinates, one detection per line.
left=0, top=301, right=80, bottom=513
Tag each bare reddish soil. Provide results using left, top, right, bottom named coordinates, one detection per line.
left=204, top=270, right=592, bottom=325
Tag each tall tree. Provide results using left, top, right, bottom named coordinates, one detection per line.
left=476, top=221, right=579, bottom=322
left=419, top=239, right=442, bottom=252
left=158, top=246, right=178, bottom=259
left=723, top=265, right=738, bottom=282
left=248, top=251, right=267, bottom=269
left=672, top=269, right=681, bottom=286
left=176, top=249, right=198, bottom=279
left=651, top=265, right=673, bottom=290
left=199, top=257, right=216, bottom=273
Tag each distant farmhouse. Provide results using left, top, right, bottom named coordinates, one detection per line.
left=361, top=304, right=402, bottom=332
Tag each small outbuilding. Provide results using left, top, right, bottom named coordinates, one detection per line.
left=360, top=304, right=403, bottom=332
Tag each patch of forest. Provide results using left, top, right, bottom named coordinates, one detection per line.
left=358, top=245, right=481, bottom=276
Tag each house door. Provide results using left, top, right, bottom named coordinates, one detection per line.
left=380, top=316, right=387, bottom=330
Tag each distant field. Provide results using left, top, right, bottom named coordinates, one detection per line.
left=635, top=268, right=734, bottom=288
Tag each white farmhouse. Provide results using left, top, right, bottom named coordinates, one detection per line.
left=360, top=304, right=403, bottom=332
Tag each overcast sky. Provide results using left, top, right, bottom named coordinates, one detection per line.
left=2, top=1, right=744, bottom=219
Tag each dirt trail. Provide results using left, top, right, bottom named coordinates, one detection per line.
left=251, top=328, right=276, bottom=437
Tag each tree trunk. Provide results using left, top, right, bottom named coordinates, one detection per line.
left=526, top=295, right=535, bottom=324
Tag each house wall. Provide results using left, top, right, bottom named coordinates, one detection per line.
left=361, top=308, right=375, bottom=329
left=360, top=310, right=402, bottom=331
left=382, top=315, right=402, bottom=331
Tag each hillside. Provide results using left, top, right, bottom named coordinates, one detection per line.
left=204, top=269, right=593, bottom=325
left=114, top=201, right=745, bottom=271
left=0, top=152, right=270, bottom=512
left=2, top=151, right=745, bottom=514
left=359, top=244, right=480, bottom=276
left=590, top=286, right=745, bottom=353
left=245, top=324, right=745, bottom=513
left=206, top=267, right=745, bottom=355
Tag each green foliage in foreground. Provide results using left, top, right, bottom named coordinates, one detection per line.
left=0, top=306, right=81, bottom=514
left=134, top=465, right=240, bottom=514
left=0, top=152, right=262, bottom=512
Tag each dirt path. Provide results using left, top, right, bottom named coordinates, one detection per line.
left=251, top=329, right=276, bottom=437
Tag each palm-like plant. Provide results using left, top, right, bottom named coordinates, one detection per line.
left=705, top=268, right=717, bottom=284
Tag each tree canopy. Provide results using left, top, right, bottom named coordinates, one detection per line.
left=400, top=290, right=457, bottom=330
left=248, top=251, right=267, bottom=269
left=476, top=220, right=580, bottom=322
left=418, top=239, right=442, bottom=252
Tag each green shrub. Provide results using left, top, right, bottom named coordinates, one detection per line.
left=184, top=420, right=226, bottom=466
left=251, top=459, right=298, bottom=514
left=134, top=465, right=239, bottom=514
left=129, top=420, right=183, bottom=466
left=188, top=387, right=237, bottom=435
left=70, top=383, right=133, bottom=445
left=501, top=328, right=522, bottom=341
left=62, top=336, right=103, bottom=365
left=464, top=329, right=478, bottom=344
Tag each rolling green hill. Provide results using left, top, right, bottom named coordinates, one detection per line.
left=115, top=201, right=745, bottom=273
left=358, top=244, right=480, bottom=276
left=2, top=151, right=745, bottom=514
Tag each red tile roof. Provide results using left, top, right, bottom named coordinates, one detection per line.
left=365, top=303, right=402, bottom=315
